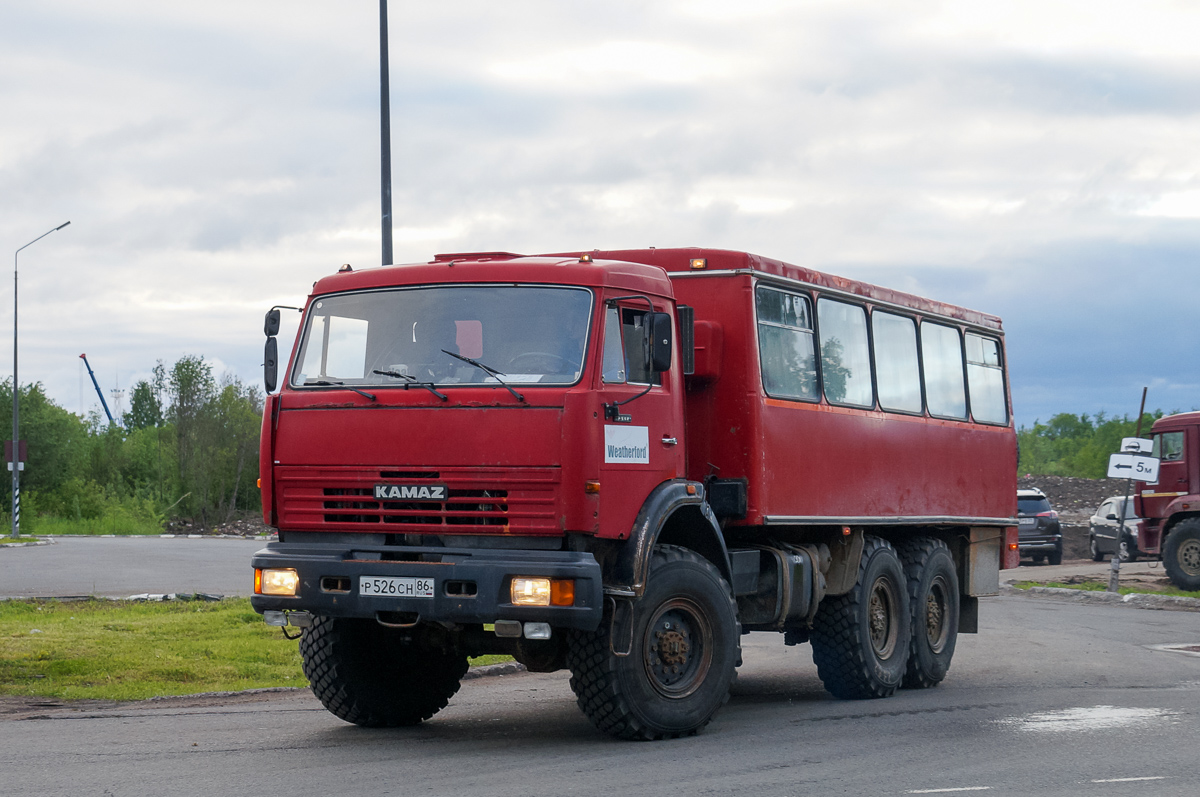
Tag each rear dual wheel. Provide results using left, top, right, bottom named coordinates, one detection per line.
left=811, top=536, right=911, bottom=699
left=894, top=538, right=959, bottom=689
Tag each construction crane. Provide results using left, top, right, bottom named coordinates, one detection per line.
left=79, top=353, right=118, bottom=426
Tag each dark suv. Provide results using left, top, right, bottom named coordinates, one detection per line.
left=1017, top=488, right=1062, bottom=565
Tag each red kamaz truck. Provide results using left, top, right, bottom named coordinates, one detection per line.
left=1135, top=411, right=1200, bottom=591
left=252, top=247, right=1019, bottom=739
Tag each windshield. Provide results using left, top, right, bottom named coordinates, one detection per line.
left=291, top=285, right=593, bottom=388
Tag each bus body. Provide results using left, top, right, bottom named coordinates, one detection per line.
left=253, top=247, right=1018, bottom=739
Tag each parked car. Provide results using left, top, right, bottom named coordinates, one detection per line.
left=1017, top=488, right=1062, bottom=564
left=1088, top=495, right=1143, bottom=562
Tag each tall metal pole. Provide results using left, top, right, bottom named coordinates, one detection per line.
left=11, top=221, right=70, bottom=538
left=1108, top=386, right=1149, bottom=592
left=380, top=0, right=394, bottom=266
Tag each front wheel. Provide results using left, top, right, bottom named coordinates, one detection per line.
left=567, top=545, right=740, bottom=740
left=810, top=536, right=911, bottom=699
left=300, top=616, right=469, bottom=727
left=895, top=538, right=959, bottom=689
left=1090, top=535, right=1104, bottom=562
left=1163, top=519, right=1200, bottom=591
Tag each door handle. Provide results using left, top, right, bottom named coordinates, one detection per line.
left=661, top=436, right=678, bottom=446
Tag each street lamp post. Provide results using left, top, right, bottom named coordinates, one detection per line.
left=11, top=221, right=70, bottom=538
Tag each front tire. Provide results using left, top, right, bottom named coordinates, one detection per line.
left=1090, top=535, right=1104, bottom=562
left=1163, top=519, right=1200, bottom=591
left=895, top=538, right=959, bottom=689
left=300, top=616, right=469, bottom=727
left=567, top=545, right=740, bottom=740
left=810, top=536, right=911, bottom=699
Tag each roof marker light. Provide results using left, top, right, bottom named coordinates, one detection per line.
left=338, top=263, right=353, bottom=272
left=690, top=258, right=707, bottom=270
left=579, top=253, right=593, bottom=263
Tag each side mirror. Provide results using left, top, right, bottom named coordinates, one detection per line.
left=264, top=337, right=279, bottom=393
left=1106, top=512, right=1118, bottom=521
left=648, top=312, right=672, bottom=373
left=265, top=308, right=281, bottom=337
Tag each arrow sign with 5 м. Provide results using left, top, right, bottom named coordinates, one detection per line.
left=1107, top=453, right=1160, bottom=483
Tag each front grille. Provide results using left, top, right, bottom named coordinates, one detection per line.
left=323, top=487, right=509, bottom=527
left=276, top=467, right=559, bottom=535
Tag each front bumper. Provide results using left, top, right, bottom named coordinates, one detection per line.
left=1018, top=534, right=1062, bottom=554
left=251, top=542, right=604, bottom=631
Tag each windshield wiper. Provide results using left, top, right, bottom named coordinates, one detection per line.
left=305, top=379, right=377, bottom=402
left=441, top=350, right=525, bottom=403
left=371, top=369, right=448, bottom=401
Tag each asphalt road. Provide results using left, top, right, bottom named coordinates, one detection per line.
left=0, top=536, right=264, bottom=598
left=3, top=594, right=1200, bottom=796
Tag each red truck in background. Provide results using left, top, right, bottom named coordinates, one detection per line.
left=1135, top=411, right=1200, bottom=591
left=252, top=247, right=1019, bottom=740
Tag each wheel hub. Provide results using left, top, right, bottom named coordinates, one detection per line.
left=1180, top=539, right=1200, bottom=575
left=643, top=599, right=713, bottom=699
left=868, top=578, right=899, bottom=658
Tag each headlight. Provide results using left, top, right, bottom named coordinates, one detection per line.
left=510, top=577, right=575, bottom=606
left=256, top=568, right=300, bottom=596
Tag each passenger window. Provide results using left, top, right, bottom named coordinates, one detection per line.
left=817, top=298, right=873, bottom=407
left=965, top=333, right=1008, bottom=424
left=602, top=305, right=659, bottom=386
left=921, top=322, right=967, bottom=419
left=755, top=285, right=817, bottom=401
left=872, top=312, right=922, bottom=413
left=1154, top=431, right=1185, bottom=462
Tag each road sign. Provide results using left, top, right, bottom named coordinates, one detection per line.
left=1121, top=437, right=1153, bottom=454
left=1107, top=453, right=1160, bottom=482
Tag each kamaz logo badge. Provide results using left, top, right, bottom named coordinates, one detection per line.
left=374, top=484, right=448, bottom=500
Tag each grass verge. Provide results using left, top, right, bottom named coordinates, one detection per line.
left=1, top=598, right=512, bottom=702
left=1012, top=580, right=1200, bottom=599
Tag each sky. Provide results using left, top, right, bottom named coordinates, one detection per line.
left=2, top=0, right=1198, bottom=430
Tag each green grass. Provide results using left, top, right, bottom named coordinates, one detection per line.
left=1012, top=580, right=1200, bottom=599
left=0, top=598, right=513, bottom=702
left=7, top=516, right=164, bottom=536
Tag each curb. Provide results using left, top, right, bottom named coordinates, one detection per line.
left=1002, top=582, right=1200, bottom=612
left=0, top=538, right=52, bottom=548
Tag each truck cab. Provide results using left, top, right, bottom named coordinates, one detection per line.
left=1135, top=412, right=1200, bottom=590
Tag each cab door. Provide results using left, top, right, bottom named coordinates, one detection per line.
left=1142, top=428, right=1190, bottom=521
left=595, top=298, right=685, bottom=539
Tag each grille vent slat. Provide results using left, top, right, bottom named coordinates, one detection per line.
left=322, top=486, right=509, bottom=527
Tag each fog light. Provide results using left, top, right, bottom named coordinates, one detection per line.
left=512, top=577, right=552, bottom=606
left=524, top=622, right=552, bottom=640
left=263, top=610, right=287, bottom=627
left=259, top=568, right=300, bottom=596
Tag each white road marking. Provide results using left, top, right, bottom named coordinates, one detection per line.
left=906, top=788, right=993, bottom=794
left=1090, top=777, right=1168, bottom=783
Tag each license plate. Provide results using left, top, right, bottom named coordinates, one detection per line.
left=1018, top=518, right=1036, bottom=526
left=359, top=576, right=435, bottom=598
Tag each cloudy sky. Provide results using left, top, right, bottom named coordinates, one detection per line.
left=2, top=0, right=1197, bottom=429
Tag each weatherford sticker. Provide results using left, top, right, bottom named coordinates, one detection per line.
left=374, top=483, right=447, bottom=500
left=605, top=425, right=650, bottom=464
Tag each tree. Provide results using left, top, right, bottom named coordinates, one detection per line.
left=124, top=380, right=163, bottom=430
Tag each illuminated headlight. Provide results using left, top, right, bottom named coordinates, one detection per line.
left=512, top=577, right=552, bottom=606
left=510, top=577, right=575, bottom=606
left=257, top=568, right=300, bottom=596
